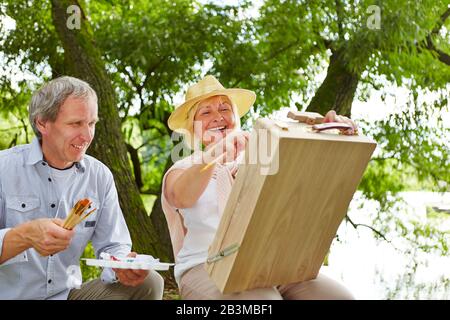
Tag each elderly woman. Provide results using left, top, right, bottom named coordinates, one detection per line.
left=162, top=75, right=356, bottom=300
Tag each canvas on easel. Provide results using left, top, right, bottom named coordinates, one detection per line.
left=206, top=116, right=377, bottom=294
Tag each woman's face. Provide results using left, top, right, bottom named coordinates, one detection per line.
left=194, top=95, right=236, bottom=147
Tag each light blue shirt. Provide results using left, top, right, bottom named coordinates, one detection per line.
left=0, top=138, right=132, bottom=299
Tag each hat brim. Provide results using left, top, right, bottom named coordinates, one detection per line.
left=168, top=88, right=256, bottom=131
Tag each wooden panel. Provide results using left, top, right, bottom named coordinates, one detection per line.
left=206, top=118, right=376, bottom=293
left=287, top=110, right=324, bottom=124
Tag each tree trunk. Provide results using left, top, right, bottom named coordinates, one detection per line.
left=306, top=48, right=360, bottom=117
left=149, top=156, right=177, bottom=286
left=50, top=0, right=171, bottom=262
left=150, top=157, right=174, bottom=256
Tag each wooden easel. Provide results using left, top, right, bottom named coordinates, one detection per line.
left=206, top=112, right=376, bottom=293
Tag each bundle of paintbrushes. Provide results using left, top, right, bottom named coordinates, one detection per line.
left=62, top=198, right=97, bottom=230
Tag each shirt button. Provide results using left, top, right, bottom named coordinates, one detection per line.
left=48, top=279, right=52, bottom=284
left=51, top=204, right=56, bottom=208
left=48, top=178, right=52, bottom=182
left=21, top=203, right=26, bottom=208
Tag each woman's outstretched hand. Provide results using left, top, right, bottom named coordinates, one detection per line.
left=203, top=130, right=249, bottom=165
left=323, top=110, right=358, bottom=135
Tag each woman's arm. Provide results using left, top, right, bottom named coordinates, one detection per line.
left=165, top=130, right=249, bottom=209
left=164, top=164, right=216, bottom=209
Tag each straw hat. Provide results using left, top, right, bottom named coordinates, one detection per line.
left=168, top=75, right=256, bottom=131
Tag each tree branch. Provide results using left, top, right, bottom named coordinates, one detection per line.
left=125, top=142, right=143, bottom=190
left=139, top=55, right=168, bottom=91
left=420, top=8, right=450, bottom=66
left=345, top=215, right=392, bottom=244
left=136, top=134, right=164, bottom=150
left=0, top=126, right=24, bottom=132
left=120, top=65, right=140, bottom=89
left=8, top=133, right=18, bottom=148
left=321, top=38, right=333, bottom=50
left=334, top=0, right=344, bottom=39
left=231, top=39, right=302, bottom=87
left=19, top=116, right=29, bottom=144
left=425, top=38, right=450, bottom=66
left=264, top=39, right=301, bottom=63
left=10, top=110, right=30, bottom=144
left=140, top=187, right=160, bottom=196
left=431, top=7, right=450, bottom=35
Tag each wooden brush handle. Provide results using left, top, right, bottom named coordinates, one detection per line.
left=312, top=122, right=353, bottom=132
left=287, top=111, right=356, bottom=135
left=287, top=111, right=324, bottom=124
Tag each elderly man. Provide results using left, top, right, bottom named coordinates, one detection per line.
left=0, top=76, right=164, bottom=300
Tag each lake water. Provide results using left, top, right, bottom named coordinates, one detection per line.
left=143, top=191, right=449, bottom=299
left=322, top=191, right=450, bottom=299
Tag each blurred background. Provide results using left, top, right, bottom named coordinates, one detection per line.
left=0, top=0, right=449, bottom=299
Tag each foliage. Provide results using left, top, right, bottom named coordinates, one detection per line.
left=359, top=88, right=449, bottom=204
left=80, top=242, right=101, bottom=282
left=1, top=1, right=448, bottom=193
left=1, top=0, right=449, bottom=298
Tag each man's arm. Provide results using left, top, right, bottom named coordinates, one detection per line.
left=1, top=218, right=75, bottom=264
left=1, top=177, right=75, bottom=264
left=0, top=224, right=32, bottom=264
left=0, top=180, right=28, bottom=265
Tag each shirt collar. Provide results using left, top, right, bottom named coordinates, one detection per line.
left=25, top=137, right=86, bottom=172
left=25, top=137, right=44, bottom=166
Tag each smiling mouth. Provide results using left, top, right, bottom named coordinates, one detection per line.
left=208, top=126, right=227, bottom=133
left=71, top=144, right=87, bottom=150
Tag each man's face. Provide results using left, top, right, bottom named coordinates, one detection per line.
left=38, top=95, right=98, bottom=169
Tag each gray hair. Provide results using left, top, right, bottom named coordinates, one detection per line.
left=29, top=76, right=97, bottom=138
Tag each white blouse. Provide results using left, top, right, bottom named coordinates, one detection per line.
left=166, top=153, right=241, bottom=285
left=174, top=172, right=221, bottom=284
